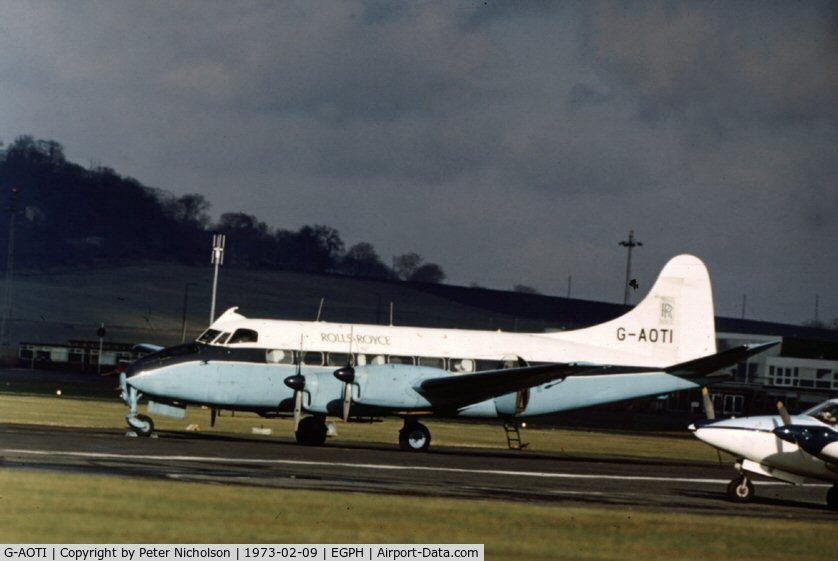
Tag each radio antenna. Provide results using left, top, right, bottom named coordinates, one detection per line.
left=316, top=297, right=325, bottom=322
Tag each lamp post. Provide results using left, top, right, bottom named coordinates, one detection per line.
left=0, top=187, right=20, bottom=365
left=210, top=233, right=225, bottom=324
left=181, top=282, right=198, bottom=343
left=618, top=230, right=642, bottom=305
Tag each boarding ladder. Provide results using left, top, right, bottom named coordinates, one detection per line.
left=503, top=420, right=528, bottom=450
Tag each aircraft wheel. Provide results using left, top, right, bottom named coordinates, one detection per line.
left=399, top=422, right=431, bottom=452
left=827, top=485, right=838, bottom=510
left=129, top=414, right=154, bottom=437
left=296, top=416, right=327, bottom=446
left=726, top=476, right=754, bottom=503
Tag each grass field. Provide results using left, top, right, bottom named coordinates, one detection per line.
left=4, top=393, right=836, bottom=559
left=1, top=470, right=835, bottom=560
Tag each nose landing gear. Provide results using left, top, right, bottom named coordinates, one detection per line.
left=122, top=373, right=155, bottom=437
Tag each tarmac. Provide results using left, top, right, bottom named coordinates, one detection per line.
left=1, top=422, right=835, bottom=521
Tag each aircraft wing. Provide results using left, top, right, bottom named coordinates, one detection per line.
left=415, top=342, right=779, bottom=409
left=664, top=341, right=779, bottom=379
left=415, top=362, right=628, bottom=409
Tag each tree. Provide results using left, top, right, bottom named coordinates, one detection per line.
left=340, top=242, right=391, bottom=279
left=169, top=193, right=211, bottom=228
left=393, top=252, right=422, bottom=280
left=409, top=263, right=446, bottom=283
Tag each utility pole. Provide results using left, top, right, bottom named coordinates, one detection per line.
left=0, top=187, right=20, bottom=364
left=210, top=233, right=225, bottom=324
left=618, top=229, right=642, bottom=305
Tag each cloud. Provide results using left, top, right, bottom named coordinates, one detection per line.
left=585, top=2, right=838, bottom=129
left=0, top=1, right=836, bottom=324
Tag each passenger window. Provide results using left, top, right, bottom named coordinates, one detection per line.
left=450, top=359, right=475, bottom=373
left=476, top=359, right=503, bottom=371
left=302, top=351, right=324, bottom=366
left=228, top=328, right=258, bottom=344
left=328, top=352, right=352, bottom=366
left=388, top=355, right=415, bottom=365
left=266, top=350, right=294, bottom=364
left=418, top=357, right=445, bottom=369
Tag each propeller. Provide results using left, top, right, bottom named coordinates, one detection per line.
left=700, top=387, right=724, bottom=466
left=701, top=387, right=715, bottom=420
left=284, top=335, right=306, bottom=432
left=333, top=326, right=355, bottom=422
left=777, top=401, right=792, bottom=426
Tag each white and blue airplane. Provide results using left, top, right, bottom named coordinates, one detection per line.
left=690, top=396, right=838, bottom=509
left=120, top=254, right=775, bottom=451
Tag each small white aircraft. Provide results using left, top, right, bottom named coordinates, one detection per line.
left=690, top=394, right=838, bottom=510
left=120, top=254, right=775, bottom=451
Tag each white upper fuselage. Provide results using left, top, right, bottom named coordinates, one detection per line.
left=204, top=308, right=681, bottom=369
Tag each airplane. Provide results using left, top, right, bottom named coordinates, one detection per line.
left=689, top=394, right=838, bottom=510
left=119, top=254, right=776, bottom=451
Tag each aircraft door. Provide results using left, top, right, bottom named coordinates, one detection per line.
left=494, top=355, right=530, bottom=416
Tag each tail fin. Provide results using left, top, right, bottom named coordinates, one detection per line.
left=546, top=254, right=716, bottom=366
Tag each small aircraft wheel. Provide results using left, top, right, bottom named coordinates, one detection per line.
left=726, top=476, right=754, bottom=503
left=399, top=422, right=431, bottom=452
left=131, top=414, right=154, bottom=437
left=296, top=416, right=328, bottom=446
left=826, top=485, right=838, bottom=510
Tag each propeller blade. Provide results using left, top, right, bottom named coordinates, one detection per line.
left=702, top=387, right=715, bottom=420
left=342, top=382, right=352, bottom=422
left=284, top=373, right=306, bottom=432
left=777, top=401, right=791, bottom=426
left=334, top=365, right=355, bottom=422
left=293, top=390, right=302, bottom=432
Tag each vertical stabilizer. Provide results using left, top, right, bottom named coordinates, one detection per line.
left=546, top=255, right=716, bottom=366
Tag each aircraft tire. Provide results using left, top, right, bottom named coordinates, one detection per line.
left=827, top=485, right=838, bottom=510
left=131, top=414, right=154, bottom=437
left=726, top=476, right=754, bottom=503
left=296, top=416, right=328, bottom=446
left=399, top=422, right=431, bottom=452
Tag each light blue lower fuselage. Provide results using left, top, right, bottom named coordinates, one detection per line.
left=127, top=359, right=699, bottom=419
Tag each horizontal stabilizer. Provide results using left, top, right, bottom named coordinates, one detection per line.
left=664, top=341, right=779, bottom=379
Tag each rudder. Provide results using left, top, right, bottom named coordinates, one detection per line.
left=545, top=254, right=716, bottom=366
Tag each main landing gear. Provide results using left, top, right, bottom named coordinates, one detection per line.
left=295, top=415, right=328, bottom=446
left=399, top=419, right=431, bottom=452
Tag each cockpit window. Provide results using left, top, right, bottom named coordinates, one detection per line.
left=197, top=329, right=221, bottom=344
left=228, top=328, right=259, bottom=344
left=213, top=332, right=232, bottom=345
left=805, top=401, right=838, bottom=426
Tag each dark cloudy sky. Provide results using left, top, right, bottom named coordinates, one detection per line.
left=1, top=1, right=836, bottom=325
